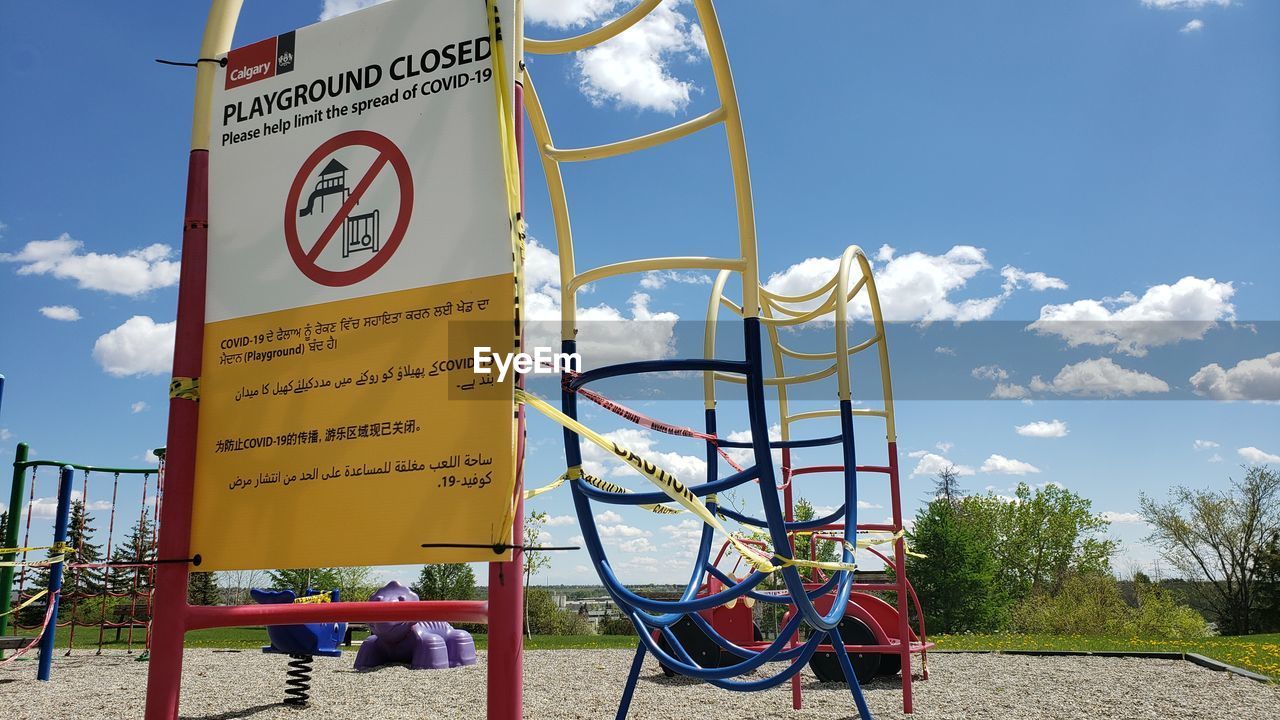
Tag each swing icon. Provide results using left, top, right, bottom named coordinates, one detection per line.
left=342, top=209, right=380, bottom=258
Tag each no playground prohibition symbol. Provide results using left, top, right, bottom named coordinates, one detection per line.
left=284, top=130, right=414, bottom=287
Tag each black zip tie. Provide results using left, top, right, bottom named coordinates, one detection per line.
left=155, top=57, right=227, bottom=68
left=420, top=543, right=580, bottom=555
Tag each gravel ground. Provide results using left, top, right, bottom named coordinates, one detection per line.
left=2, top=648, right=1277, bottom=719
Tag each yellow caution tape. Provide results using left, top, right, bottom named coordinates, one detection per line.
left=292, top=593, right=332, bottom=605
left=518, top=390, right=858, bottom=574
left=0, top=589, right=48, bottom=618
left=0, top=545, right=54, bottom=555
left=0, top=555, right=67, bottom=569
left=169, top=376, right=200, bottom=402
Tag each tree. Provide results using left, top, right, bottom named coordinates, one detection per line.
left=330, top=566, right=377, bottom=602
left=1255, top=529, right=1280, bottom=632
left=20, top=500, right=105, bottom=624
left=1140, top=465, right=1280, bottom=634
left=215, top=569, right=267, bottom=605
left=268, top=568, right=339, bottom=595
left=969, top=482, right=1115, bottom=597
left=414, top=564, right=476, bottom=601
left=188, top=572, right=220, bottom=605
left=906, top=497, right=1005, bottom=633
left=791, top=498, right=839, bottom=582
left=108, top=509, right=156, bottom=595
left=522, top=510, right=551, bottom=637
left=933, top=465, right=963, bottom=504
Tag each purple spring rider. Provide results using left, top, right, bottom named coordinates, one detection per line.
left=354, top=581, right=477, bottom=670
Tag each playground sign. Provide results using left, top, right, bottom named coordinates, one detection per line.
left=194, top=0, right=518, bottom=570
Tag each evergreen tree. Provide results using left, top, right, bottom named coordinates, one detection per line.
left=414, top=564, right=476, bottom=601
left=108, top=509, right=156, bottom=595
left=63, top=500, right=105, bottom=598
left=905, top=497, right=1006, bottom=633
left=188, top=572, right=221, bottom=605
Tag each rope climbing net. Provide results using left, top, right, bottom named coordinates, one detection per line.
left=515, top=2, right=930, bottom=718
left=1, top=454, right=164, bottom=658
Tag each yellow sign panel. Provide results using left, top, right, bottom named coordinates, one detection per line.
left=194, top=0, right=518, bottom=570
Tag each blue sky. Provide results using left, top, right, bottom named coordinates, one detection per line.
left=1, top=0, right=1277, bottom=588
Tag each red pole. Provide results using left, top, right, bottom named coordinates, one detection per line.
left=888, top=441, right=913, bottom=713
left=143, top=147, right=208, bottom=720
left=487, top=76, right=526, bottom=720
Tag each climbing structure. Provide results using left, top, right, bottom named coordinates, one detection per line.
left=520, top=1, right=930, bottom=717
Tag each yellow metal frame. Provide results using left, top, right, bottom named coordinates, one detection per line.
left=525, top=1, right=896, bottom=448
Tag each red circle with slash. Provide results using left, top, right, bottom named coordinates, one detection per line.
left=284, top=130, right=414, bottom=287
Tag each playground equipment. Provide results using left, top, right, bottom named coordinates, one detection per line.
left=353, top=581, right=477, bottom=671
left=516, top=1, right=930, bottom=717
left=250, top=588, right=346, bottom=707
left=1, top=444, right=164, bottom=679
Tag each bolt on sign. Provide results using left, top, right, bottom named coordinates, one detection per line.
left=195, top=0, right=518, bottom=571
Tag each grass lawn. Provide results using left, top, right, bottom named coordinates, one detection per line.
left=932, top=633, right=1280, bottom=680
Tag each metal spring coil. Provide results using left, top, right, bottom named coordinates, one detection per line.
left=284, top=653, right=313, bottom=706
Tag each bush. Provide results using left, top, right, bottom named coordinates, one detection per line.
left=1012, top=573, right=1209, bottom=639
left=598, top=616, right=636, bottom=635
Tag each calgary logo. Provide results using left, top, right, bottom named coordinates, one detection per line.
left=224, top=30, right=295, bottom=91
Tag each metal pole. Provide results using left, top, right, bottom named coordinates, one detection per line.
left=37, top=465, right=74, bottom=681
left=144, top=2, right=241, bottom=716
left=487, top=10, right=525, bottom=715
left=0, top=441, right=29, bottom=654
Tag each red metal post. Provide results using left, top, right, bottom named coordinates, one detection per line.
left=487, top=77, right=526, bottom=720
left=888, top=441, right=913, bottom=713
left=143, top=148, right=209, bottom=719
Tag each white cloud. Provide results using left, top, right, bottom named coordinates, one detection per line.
left=991, top=383, right=1031, bottom=400
left=39, top=305, right=80, bottom=321
left=1208, top=453, right=1224, bottom=463
left=28, top=491, right=112, bottom=519
left=972, top=365, right=1009, bottom=382
left=92, top=316, right=175, bottom=377
left=595, top=510, right=624, bottom=524
left=618, top=537, right=656, bottom=553
left=1029, top=358, right=1169, bottom=398
left=1189, top=352, right=1280, bottom=402
left=1001, top=266, right=1068, bottom=293
left=574, top=1, right=707, bottom=113
left=318, top=0, right=388, bottom=21
left=857, top=499, right=882, bottom=510
left=765, top=247, right=1066, bottom=324
left=1029, top=276, right=1235, bottom=356
left=1141, top=0, right=1230, bottom=8
left=722, top=423, right=782, bottom=468
left=544, top=514, right=578, bottom=527
left=1238, top=446, right=1280, bottom=465
left=1180, top=19, right=1205, bottom=32
left=597, top=522, right=650, bottom=539
left=578, top=426, right=707, bottom=487
left=525, top=239, right=680, bottom=368
left=639, top=270, right=711, bottom=289
left=909, top=452, right=974, bottom=478
left=1, top=235, right=180, bottom=297
left=980, top=454, right=1041, bottom=475
left=1101, top=511, right=1145, bottom=524
left=0, top=428, right=12, bottom=441
left=935, top=346, right=956, bottom=356
left=1015, top=420, right=1069, bottom=438
left=131, top=401, right=149, bottom=414
left=1192, top=439, right=1220, bottom=451
left=525, top=0, right=622, bottom=28
left=935, top=441, right=954, bottom=453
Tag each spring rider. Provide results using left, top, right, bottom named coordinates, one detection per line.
left=354, top=581, right=476, bottom=670
left=250, top=588, right=346, bottom=707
